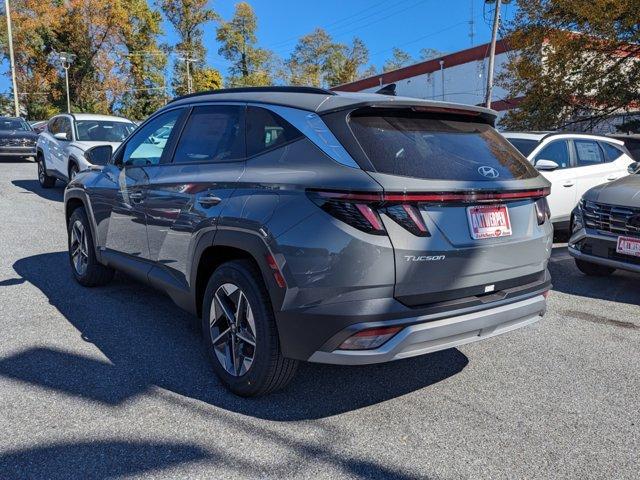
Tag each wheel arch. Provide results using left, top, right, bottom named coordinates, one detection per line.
left=192, top=229, right=284, bottom=319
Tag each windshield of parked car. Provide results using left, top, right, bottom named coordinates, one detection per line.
left=75, top=120, right=136, bottom=142
left=0, top=119, right=31, bottom=131
left=505, top=138, right=539, bottom=157
left=349, top=109, right=538, bottom=181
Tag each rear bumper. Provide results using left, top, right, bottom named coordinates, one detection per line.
left=307, top=294, right=546, bottom=365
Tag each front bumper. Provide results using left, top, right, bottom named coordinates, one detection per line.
left=0, top=146, right=36, bottom=157
left=308, top=294, right=546, bottom=365
left=568, top=230, right=640, bottom=274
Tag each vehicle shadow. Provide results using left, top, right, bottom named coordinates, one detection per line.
left=4, top=251, right=468, bottom=421
left=0, top=440, right=210, bottom=480
left=11, top=179, right=64, bottom=202
left=549, top=247, right=640, bottom=307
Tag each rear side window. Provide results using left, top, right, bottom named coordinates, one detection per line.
left=575, top=140, right=605, bottom=166
left=348, top=111, right=537, bottom=181
left=246, top=106, right=302, bottom=157
left=599, top=142, right=624, bottom=161
left=173, top=105, right=245, bottom=164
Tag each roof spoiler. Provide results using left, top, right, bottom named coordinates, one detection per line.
left=375, top=84, right=397, bottom=96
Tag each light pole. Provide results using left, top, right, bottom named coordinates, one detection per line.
left=4, top=0, right=20, bottom=117
left=484, top=0, right=510, bottom=108
left=58, top=52, right=76, bottom=113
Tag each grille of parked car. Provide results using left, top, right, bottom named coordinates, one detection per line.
left=0, top=137, right=36, bottom=146
left=582, top=200, right=640, bottom=236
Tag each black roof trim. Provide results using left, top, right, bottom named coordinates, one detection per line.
left=168, top=86, right=337, bottom=104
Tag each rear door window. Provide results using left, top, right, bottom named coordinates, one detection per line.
left=348, top=110, right=537, bottom=181
left=574, top=140, right=605, bottom=167
left=173, top=105, right=245, bottom=164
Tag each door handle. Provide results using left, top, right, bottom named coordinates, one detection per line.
left=128, top=191, right=144, bottom=203
left=562, top=181, right=575, bottom=187
left=198, top=195, right=222, bottom=207
left=606, top=175, right=618, bottom=181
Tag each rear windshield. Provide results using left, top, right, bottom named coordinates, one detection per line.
left=348, top=111, right=538, bottom=181
left=506, top=138, right=539, bottom=157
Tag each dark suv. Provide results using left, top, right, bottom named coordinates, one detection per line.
left=63, top=87, right=553, bottom=396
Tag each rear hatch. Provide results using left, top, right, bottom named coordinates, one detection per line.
left=325, top=106, right=551, bottom=307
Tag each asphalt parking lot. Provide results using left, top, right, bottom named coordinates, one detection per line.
left=0, top=159, right=638, bottom=479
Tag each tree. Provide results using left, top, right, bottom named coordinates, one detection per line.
left=325, top=38, right=369, bottom=87
left=216, top=2, right=276, bottom=87
left=120, top=0, right=167, bottom=120
left=499, top=0, right=640, bottom=131
left=419, top=48, right=443, bottom=61
left=159, top=0, right=221, bottom=95
left=287, top=28, right=341, bottom=87
left=383, top=47, right=413, bottom=72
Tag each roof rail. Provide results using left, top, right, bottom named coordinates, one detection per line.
left=168, top=86, right=337, bottom=104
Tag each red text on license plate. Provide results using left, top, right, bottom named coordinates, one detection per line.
left=467, top=204, right=512, bottom=240
left=616, top=236, right=640, bottom=258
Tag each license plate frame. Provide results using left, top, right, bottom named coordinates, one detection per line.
left=616, top=235, right=640, bottom=258
left=467, top=204, right=512, bottom=240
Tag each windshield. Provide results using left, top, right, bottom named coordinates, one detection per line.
left=348, top=110, right=538, bottom=181
left=505, top=138, right=539, bottom=157
left=0, top=119, right=31, bottom=131
left=75, top=120, right=135, bottom=142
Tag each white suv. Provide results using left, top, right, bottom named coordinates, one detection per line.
left=36, top=113, right=135, bottom=188
left=502, top=132, right=635, bottom=229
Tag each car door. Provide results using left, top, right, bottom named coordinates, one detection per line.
left=600, top=141, right=634, bottom=178
left=571, top=139, right=619, bottom=199
left=144, top=104, right=246, bottom=287
left=100, top=108, right=187, bottom=259
left=532, top=139, right=575, bottom=223
left=45, top=116, right=69, bottom=176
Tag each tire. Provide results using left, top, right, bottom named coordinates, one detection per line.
left=69, top=162, right=79, bottom=180
left=575, top=259, right=615, bottom=277
left=37, top=154, right=56, bottom=188
left=67, top=207, right=115, bottom=287
left=202, top=260, right=298, bottom=397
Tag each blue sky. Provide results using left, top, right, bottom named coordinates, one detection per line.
left=2, top=0, right=516, bottom=93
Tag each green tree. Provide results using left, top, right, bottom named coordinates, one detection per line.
left=325, top=38, right=369, bottom=87
left=383, top=47, right=413, bottom=72
left=499, top=0, right=640, bottom=131
left=159, top=0, right=221, bottom=95
left=120, top=0, right=167, bottom=120
left=287, top=28, right=341, bottom=87
left=216, top=2, right=276, bottom=86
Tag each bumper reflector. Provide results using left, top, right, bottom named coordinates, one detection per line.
left=338, top=326, right=403, bottom=350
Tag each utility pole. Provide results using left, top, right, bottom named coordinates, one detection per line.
left=485, top=0, right=502, bottom=108
left=177, top=54, right=196, bottom=94
left=58, top=52, right=76, bottom=113
left=4, top=0, right=20, bottom=117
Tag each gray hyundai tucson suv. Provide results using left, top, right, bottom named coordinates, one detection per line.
left=63, top=87, right=553, bottom=396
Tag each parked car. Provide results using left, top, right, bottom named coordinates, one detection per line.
left=502, top=132, right=635, bottom=229
left=0, top=117, right=38, bottom=160
left=568, top=166, right=640, bottom=276
left=606, top=133, right=640, bottom=161
left=29, top=120, right=48, bottom=134
left=64, top=86, right=553, bottom=396
left=36, top=113, right=136, bottom=188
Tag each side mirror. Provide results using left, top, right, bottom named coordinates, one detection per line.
left=53, top=132, right=68, bottom=141
left=535, top=159, right=560, bottom=171
left=84, top=144, right=113, bottom=166
left=628, top=161, right=640, bottom=174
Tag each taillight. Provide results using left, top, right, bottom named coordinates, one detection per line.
left=534, top=198, right=551, bottom=225
left=307, top=188, right=549, bottom=236
left=338, top=326, right=403, bottom=350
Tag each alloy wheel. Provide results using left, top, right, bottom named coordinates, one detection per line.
left=38, top=161, right=45, bottom=184
left=209, top=283, right=257, bottom=377
left=69, top=219, right=89, bottom=276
